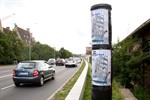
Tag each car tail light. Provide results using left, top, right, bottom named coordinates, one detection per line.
left=13, top=70, right=16, bottom=76
left=33, top=70, right=39, bottom=77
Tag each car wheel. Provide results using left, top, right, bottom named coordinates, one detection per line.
left=14, top=83, right=20, bottom=87
left=39, top=76, right=44, bottom=86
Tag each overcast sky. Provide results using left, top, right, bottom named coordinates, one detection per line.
left=0, top=0, right=150, bottom=54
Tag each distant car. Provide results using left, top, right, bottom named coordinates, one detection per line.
left=76, top=58, right=82, bottom=63
left=65, top=58, right=77, bottom=68
left=56, top=59, right=66, bottom=66
left=47, top=58, right=56, bottom=65
left=13, top=60, right=55, bottom=86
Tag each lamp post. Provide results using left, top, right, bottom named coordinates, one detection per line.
left=29, top=32, right=31, bottom=60
left=53, top=47, right=56, bottom=59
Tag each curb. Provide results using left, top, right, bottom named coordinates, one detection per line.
left=65, top=60, right=88, bottom=100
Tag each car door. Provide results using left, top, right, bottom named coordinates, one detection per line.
left=44, top=63, right=52, bottom=78
left=39, top=62, right=48, bottom=79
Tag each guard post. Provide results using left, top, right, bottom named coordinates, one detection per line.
left=91, top=4, right=112, bottom=100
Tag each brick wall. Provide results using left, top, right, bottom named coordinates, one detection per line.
left=143, top=31, right=150, bottom=93
left=144, top=64, right=150, bottom=92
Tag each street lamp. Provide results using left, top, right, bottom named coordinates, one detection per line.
left=53, top=47, right=56, bottom=59
left=28, top=31, right=31, bottom=60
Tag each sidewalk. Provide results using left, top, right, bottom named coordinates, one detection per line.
left=121, top=88, right=137, bottom=100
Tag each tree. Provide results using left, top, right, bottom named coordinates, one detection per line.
left=59, top=47, right=73, bottom=58
left=113, top=37, right=150, bottom=88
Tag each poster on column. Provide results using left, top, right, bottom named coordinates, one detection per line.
left=92, top=49, right=111, bottom=86
left=91, top=8, right=109, bottom=45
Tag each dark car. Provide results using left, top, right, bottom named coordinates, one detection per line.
left=55, top=59, right=66, bottom=66
left=13, top=60, right=55, bottom=86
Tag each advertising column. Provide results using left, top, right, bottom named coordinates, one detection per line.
left=91, top=4, right=112, bottom=100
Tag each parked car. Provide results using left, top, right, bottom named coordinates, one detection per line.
left=55, top=59, right=66, bottom=66
left=47, top=58, right=56, bottom=65
left=13, top=60, right=55, bottom=86
left=65, top=58, right=77, bottom=68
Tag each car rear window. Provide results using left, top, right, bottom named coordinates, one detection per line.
left=17, top=62, right=36, bottom=69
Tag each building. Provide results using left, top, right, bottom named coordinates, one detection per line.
left=86, top=47, right=92, bottom=55
left=2, top=27, right=10, bottom=34
left=123, top=18, right=150, bottom=92
left=14, top=24, right=35, bottom=45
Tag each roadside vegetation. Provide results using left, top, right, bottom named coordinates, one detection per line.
left=82, top=65, right=92, bottom=100
left=113, top=37, right=150, bottom=100
left=112, top=79, right=124, bottom=100
left=83, top=64, right=123, bottom=100
left=0, top=30, right=73, bottom=64
left=50, top=60, right=85, bottom=100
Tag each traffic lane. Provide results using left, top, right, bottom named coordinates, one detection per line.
left=0, top=65, right=16, bottom=76
left=0, top=65, right=15, bottom=89
left=0, top=65, right=66, bottom=89
left=0, top=64, right=81, bottom=89
left=0, top=64, right=81, bottom=100
left=0, top=65, right=16, bottom=71
left=0, top=76, right=14, bottom=89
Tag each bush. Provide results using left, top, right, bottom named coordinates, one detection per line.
left=131, top=86, right=150, bottom=100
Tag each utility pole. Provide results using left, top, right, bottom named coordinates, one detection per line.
left=28, top=30, right=31, bottom=60
left=53, top=47, right=56, bottom=59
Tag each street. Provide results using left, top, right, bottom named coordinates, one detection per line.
left=0, top=64, right=81, bottom=100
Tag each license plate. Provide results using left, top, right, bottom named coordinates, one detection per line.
left=19, top=72, right=28, bottom=75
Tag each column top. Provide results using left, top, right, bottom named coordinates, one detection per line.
left=91, top=3, right=112, bottom=11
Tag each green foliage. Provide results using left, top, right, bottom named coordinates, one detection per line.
left=0, top=30, right=73, bottom=64
left=131, top=86, right=150, bottom=100
left=59, top=47, right=73, bottom=58
left=113, top=36, right=150, bottom=87
left=83, top=65, right=92, bottom=100
left=112, top=80, right=124, bottom=100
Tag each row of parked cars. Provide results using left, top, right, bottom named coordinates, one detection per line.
left=47, top=58, right=82, bottom=68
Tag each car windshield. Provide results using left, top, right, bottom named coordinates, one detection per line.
left=17, top=62, right=36, bottom=69
left=67, top=59, right=74, bottom=62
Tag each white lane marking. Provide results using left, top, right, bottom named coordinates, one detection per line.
left=0, top=74, right=12, bottom=79
left=1, top=84, right=15, bottom=90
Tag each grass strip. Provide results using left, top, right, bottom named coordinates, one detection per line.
left=83, top=64, right=124, bottom=100
left=50, top=60, right=86, bottom=100
left=112, top=80, right=124, bottom=100
left=83, top=64, right=92, bottom=100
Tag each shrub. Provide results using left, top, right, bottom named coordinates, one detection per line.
left=131, top=86, right=150, bottom=100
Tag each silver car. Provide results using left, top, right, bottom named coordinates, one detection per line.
left=65, top=58, right=77, bottom=68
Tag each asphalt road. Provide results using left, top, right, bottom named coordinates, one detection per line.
left=0, top=64, right=81, bottom=100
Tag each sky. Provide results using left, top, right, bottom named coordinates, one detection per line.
left=0, top=0, right=150, bottom=54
